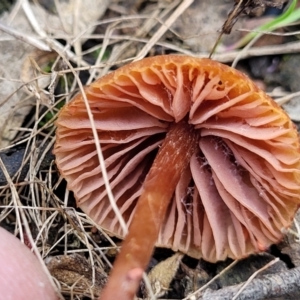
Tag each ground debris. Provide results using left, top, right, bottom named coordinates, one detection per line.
left=142, top=252, right=183, bottom=298
left=47, top=253, right=107, bottom=298
left=199, top=265, right=300, bottom=300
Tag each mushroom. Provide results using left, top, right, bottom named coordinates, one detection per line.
left=54, top=55, right=300, bottom=299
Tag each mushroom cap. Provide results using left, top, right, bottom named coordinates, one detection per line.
left=54, top=55, right=300, bottom=262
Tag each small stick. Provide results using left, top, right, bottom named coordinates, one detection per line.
left=200, top=264, right=300, bottom=300
left=232, top=258, right=279, bottom=300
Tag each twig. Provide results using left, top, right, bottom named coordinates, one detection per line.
left=293, top=218, right=300, bottom=243
left=275, top=90, right=300, bottom=106
left=232, top=258, right=279, bottom=300
left=183, top=260, right=239, bottom=300
left=199, top=265, right=300, bottom=300
left=199, top=40, right=300, bottom=63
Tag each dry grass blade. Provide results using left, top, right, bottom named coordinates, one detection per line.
left=0, top=22, right=51, bottom=51
left=232, top=258, right=280, bottom=300
left=134, top=0, right=194, bottom=61
left=200, top=265, right=300, bottom=300
left=0, top=157, right=63, bottom=299
left=183, top=260, right=239, bottom=300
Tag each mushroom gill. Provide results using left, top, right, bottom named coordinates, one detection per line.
left=54, top=55, right=300, bottom=298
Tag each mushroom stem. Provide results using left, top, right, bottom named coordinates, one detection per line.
left=100, top=120, right=198, bottom=300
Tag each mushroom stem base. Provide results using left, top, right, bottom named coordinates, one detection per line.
left=100, top=120, right=198, bottom=300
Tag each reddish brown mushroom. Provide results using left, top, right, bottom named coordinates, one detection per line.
left=54, top=55, right=300, bottom=299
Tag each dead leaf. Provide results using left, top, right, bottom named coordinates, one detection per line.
left=47, top=253, right=107, bottom=298
left=143, top=252, right=183, bottom=298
